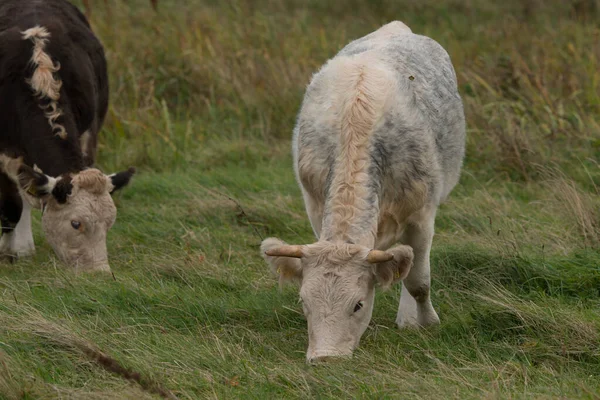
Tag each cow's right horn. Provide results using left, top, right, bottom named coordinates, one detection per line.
left=366, top=250, right=394, bottom=263
left=265, top=245, right=303, bottom=258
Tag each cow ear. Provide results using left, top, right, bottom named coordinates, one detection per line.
left=17, top=164, right=57, bottom=199
left=107, top=167, right=135, bottom=194
left=372, top=244, right=413, bottom=290
left=261, top=237, right=303, bottom=287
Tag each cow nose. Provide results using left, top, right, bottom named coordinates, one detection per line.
left=307, top=350, right=352, bottom=364
left=309, top=355, right=335, bottom=364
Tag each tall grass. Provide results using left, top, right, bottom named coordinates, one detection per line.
left=88, top=0, right=600, bottom=182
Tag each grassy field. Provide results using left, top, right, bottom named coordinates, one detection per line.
left=1, top=0, right=600, bottom=398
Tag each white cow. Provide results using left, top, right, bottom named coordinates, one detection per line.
left=261, top=21, right=465, bottom=362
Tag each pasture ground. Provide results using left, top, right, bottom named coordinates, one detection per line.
left=1, top=0, right=599, bottom=398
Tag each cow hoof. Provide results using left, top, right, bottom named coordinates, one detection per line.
left=0, top=232, right=35, bottom=262
left=15, top=246, right=35, bottom=258
left=0, top=250, right=35, bottom=263
left=419, top=311, right=440, bottom=327
left=396, top=314, right=419, bottom=329
left=0, top=253, right=16, bottom=264
left=396, top=309, right=440, bottom=329
left=397, top=320, right=417, bottom=329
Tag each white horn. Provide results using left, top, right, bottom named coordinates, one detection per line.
left=265, top=245, right=303, bottom=258
left=366, top=250, right=394, bottom=263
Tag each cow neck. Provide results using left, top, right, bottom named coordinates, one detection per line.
left=320, top=175, right=380, bottom=248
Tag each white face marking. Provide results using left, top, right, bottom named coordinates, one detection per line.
left=41, top=170, right=117, bottom=272
left=43, top=190, right=115, bottom=272
left=1, top=158, right=130, bottom=272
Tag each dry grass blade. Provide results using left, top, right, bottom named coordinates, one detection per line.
left=541, top=167, right=600, bottom=247
left=467, top=277, right=600, bottom=353
left=1, top=306, right=177, bottom=400
left=0, top=350, right=21, bottom=400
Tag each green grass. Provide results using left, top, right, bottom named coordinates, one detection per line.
left=1, top=0, right=600, bottom=398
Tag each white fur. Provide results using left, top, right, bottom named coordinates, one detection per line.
left=0, top=200, right=35, bottom=258
left=397, top=282, right=418, bottom=327
left=13, top=200, right=35, bottom=256
left=396, top=207, right=440, bottom=327
left=22, top=26, right=67, bottom=139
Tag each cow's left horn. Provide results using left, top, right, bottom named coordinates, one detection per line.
left=265, top=245, right=303, bottom=258
left=366, top=250, right=394, bottom=263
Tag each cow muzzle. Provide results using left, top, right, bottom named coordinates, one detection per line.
left=306, top=349, right=353, bottom=364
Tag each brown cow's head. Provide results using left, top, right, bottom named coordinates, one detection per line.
left=18, top=166, right=134, bottom=272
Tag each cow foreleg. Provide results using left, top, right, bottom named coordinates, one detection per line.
left=0, top=178, right=35, bottom=261
left=396, top=206, right=440, bottom=328
left=1, top=200, right=35, bottom=259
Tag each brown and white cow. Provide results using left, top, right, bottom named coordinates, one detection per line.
left=0, top=0, right=134, bottom=271
left=262, top=21, right=465, bottom=362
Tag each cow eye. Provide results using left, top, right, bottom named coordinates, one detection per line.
left=71, top=220, right=81, bottom=230
left=354, top=301, right=364, bottom=313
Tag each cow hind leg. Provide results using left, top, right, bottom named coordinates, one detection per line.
left=0, top=173, right=34, bottom=260
left=396, top=206, right=440, bottom=328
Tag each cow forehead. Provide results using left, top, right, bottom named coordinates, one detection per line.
left=301, top=245, right=372, bottom=289
left=303, top=261, right=365, bottom=276
left=303, top=242, right=370, bottom=263
left=301, top=262, right=371, bottom=300
left=72, top=169, right=110, bottom=194
left=81, top=190, right=115, bottom=212
left=47, top=189, right=116, bottom=220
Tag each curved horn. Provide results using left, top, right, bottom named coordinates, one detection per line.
left=265, top=245, right=303, bottom=258
left=366, top=250, right=394, bottom=263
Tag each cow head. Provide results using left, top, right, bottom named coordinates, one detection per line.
left=18, top=166, right=135, bottom=272
left=261, top=237, right=413, bottom=363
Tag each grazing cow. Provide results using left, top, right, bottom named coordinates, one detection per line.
left=261, top=21, right=465, bottom=362
left=0, top=0, right=134, bottom=271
